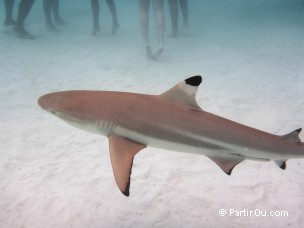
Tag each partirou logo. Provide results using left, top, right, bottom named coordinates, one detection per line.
left=219, top=209, right=289, bottom=217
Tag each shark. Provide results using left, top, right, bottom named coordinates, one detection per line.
left=38, top=75, right=304, bottom=196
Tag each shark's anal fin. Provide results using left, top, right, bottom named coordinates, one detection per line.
left=108, top=135, right=146, bottom=196
left=274, top=160, right=287, bottom=170
left=281, top=128, right=302, bottom=143
left=209, top=156, right=244, bottom=175
left=159, top=75, right=203, bottom=111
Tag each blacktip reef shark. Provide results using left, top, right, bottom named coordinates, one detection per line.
left=38, top=76, right=304, bottom=196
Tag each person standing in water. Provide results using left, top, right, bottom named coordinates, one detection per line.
left=3, top=0, right=35, bottom=39
left=139, top=0, right=165, bottom=60
left=43, top=0, right=65, bottom=32
left=168, top=0, right=189, bottom=37
left=91, top=0, right=120, bottom=35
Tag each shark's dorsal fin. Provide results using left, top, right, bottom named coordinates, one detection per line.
left=109, top=135, right=146, bottom=196
left=281, top=128, right=302, bottom=143
left=209, top=156, right=244, bottom=175
left=159, top=75, right=203, bottom=111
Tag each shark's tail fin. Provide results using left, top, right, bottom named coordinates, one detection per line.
left=274, top=160, right=287, bottom=170
left=281, top=128, right=302, bottom=143
left=274, top=128, right=303, bottom=170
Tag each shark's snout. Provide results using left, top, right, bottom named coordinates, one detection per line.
left=38, top=93, right=60, bottom=113
left=38, top=94, right=49, bottom=110
left=38, top=91, right=80, bottom=117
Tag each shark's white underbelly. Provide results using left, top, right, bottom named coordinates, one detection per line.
left=113, top=126, right=272, bottom=161
left=60, top=115, right=296, bottom=160
left=66, top=117, right=297, bottom=161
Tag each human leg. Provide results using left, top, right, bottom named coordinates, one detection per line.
left=15, top=0, right=35, bottom=39
left=106, top=0, right=119, bottom=35
left=152, top=0, right=164, bottom=59
left=4, top=0, right=16, bottom=26
left=168, top=0, right=178, bottom=37
left=178, top=0, right=188, bottom=28
left=52, top=0, right=64, bottom=25
left=43, top=0, right=58, bottom=31
left=139, top=0, right=152, bottom=58
left=91, top=0, right=100, bottom=35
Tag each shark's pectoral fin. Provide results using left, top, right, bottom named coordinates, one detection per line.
left=209, top=156, right=244, bottom=175
left=108, top=135, right=146, bottom=196
left=159, top=75, right=203, bottom=111
left=274, top=160, right=287, bottom=170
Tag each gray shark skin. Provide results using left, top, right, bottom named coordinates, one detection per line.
left=38, top=76, right=304, bottom=196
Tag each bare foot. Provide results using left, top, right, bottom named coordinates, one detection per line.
left=14, top=26, right=34, bottom=39
left=92, top=26, right=101, bottom=36
left=111, top=22, right=120, bottom=35
left=54, top=17, right=65, bottom=26
left=151, top=47, right=163, bottom=60
left=4, top=19, right=16, bottom=26
left=169, top=31, right=178, bottom=38
left=146, top=46, right=152, bottom=59
left=47, top=23, right=59, bottom=32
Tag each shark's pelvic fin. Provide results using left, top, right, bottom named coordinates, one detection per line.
left=209, top=156, right=244, bottom=175
left=274, top=160, right=287, bottom=170
left=159, top=75, right=203, bottom=111
left=109, top=135, right=146, bottom=196
left=281, top=128, right=302, bottom=143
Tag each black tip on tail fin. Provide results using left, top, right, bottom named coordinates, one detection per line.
left=274, top=160, right=287, bottom=170
left=185, top=76, right=202, bottom=87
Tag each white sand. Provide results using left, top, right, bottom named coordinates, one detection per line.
left=1, top=0, right=304, bottom=227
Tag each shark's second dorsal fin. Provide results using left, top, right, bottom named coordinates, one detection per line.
left=281, top=128, right=302, bottom=143
left=109, top=135, right=146, bottom=196
left=159, top=75, right=203, bottom=111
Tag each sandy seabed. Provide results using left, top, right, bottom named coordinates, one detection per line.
left=1, top=0, right=304, bottom=227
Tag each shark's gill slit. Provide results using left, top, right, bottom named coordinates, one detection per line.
left=96, top=120, right=100, bottom=129
left=97, top=120, right=116, bottom=135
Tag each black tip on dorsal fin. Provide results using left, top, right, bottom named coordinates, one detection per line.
left=185, top=75, right=202, bottom=87
left=296, top=128, right=302, bottom=134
